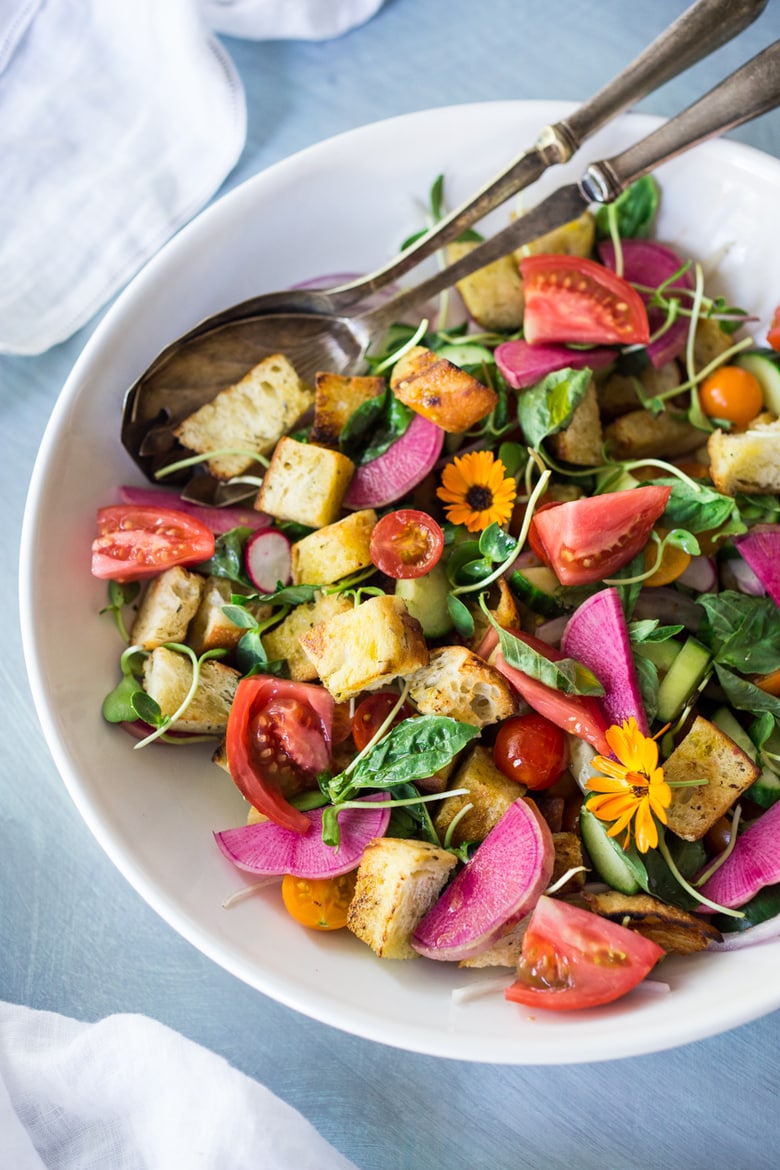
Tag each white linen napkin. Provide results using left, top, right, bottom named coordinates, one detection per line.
left=0, top=0, right=385, bottom=356
left=0, top=1001, right=360, bottom=1170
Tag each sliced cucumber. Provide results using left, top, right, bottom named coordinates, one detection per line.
left=634, top=637, right=682, bottom=674
left=656, top=636, right=711, bottom=724
left=750, top=769, right=780, bottom=809
left=579, top=805, right=644, bottom=895
left=711, top=706, right=757, bottom=759
left=508, top=566, right=563, bottom=618
left=395, top=562, right=453, bottom=637
left=735, top=349, right=780, bottom=415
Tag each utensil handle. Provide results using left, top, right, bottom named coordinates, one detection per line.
left=581, top=39, right=780, bottom=204
left=328, top=0, right=767, bottom=311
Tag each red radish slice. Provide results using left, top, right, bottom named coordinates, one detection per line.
left=676, top=555, right=717, bottom=593
left=343, top=414, right=444, bottom=509
left=495, top=339, right=615, bottom=390
left=721, top=556, right=766, bottom=597
left=733, top=525, right=780, bottom=608
left=119, top=485, right=270, bottom=533
left=214, top=794, right=391, bottom=879
left=411, top=799, right=554, bottom=961
left=598, top=239, right=693, bottom=368
left=244, top=528, right=292, bottom=592
left=561, top=587, right=648, bottom=733
left=698, top=799, right=780, bottom=909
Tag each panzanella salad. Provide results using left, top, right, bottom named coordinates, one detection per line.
left=94, top=176, right=780, bottom=1012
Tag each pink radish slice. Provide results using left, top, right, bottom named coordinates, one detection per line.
left=119, top=485, right=270, bottom=534
left=343, top=413, right=444, bottom=509
left=561, top=587, right=648, bottom=734
left=733, top=525, right=780, bottom=608
left=676, top=555, right=717, bottom=593
left=411, top=799, right=554, bottom=961
left=214, top=794, right=391, bottom=879
left=598, top=240, right=693, bottom=368
left=698, top=799, right=780, bottom=909
left=244, top=528, right=292, bottom=592
left=495, top=339, right=615, bottom=389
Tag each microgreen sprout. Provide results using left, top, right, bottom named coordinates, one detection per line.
left=133, top=643, right=227, bottom=749
left=154, top=448, right=269, bottom=480
left=603, top=528, right=700, bottom=587
left=657, top=828, right=744, bottom=919
left=99, top=580, right=139, bottom=642
left=372, top=318, right=429, bottom=376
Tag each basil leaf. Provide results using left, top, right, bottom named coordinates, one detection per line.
left=447, top=594, right=475, bottom=638
left=594, top=175, right=660, bottom=240
left=244, top=583, right=318, bottom=606
left=700, top=591, right=780, bottom=675
left=715, top=665, right=780, bottom=728
left=652, top=477, right=741, bottom=536
left=517, top=367, right=591, bottom=449
left=494, top=624, right=604, bottom=697
left=633, top=653, right=659, bottom=725
left=195, top=527, right=253, bottom=585
left=629, top=619, right=684, bottom=644
left=339, top=388, right=413, bottom=465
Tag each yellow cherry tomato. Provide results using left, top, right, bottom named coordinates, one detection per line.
left=699, top=365, right=764, bottom=427
left=643, top=527, right=692, bottom=586
left=281, top=871, right=358, bottom=931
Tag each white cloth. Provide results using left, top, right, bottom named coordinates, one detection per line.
left=0, top=0, right=385, bottom=355
left=0, top=1001, right=360, bottom=1169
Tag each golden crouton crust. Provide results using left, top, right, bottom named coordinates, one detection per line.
left=130, top=566, right=204, bottom=651
left=390, top=346, right=498, bottom=433
left=707, top=414, right=780, bottom=496
left=549, top=830, right=585, bottom=894
left=584, top=890, right=722, bottom=955
left=603, top=407, right=703, bottom=461
left=433, top=745, right=525, bottom=846
left=142, top=646, right=240, bottom=735
left=262, top=591, right=353, bottom=680
left=255, top=436, right=355, bottom=529
left=445, top=240, right=525, bottom=332
left=291, top=509, right=377, bottom=586
left=547, top=380, right=603, bottom=467
left=664, top=715, right=760, bottom=841
left=309, top=372, right=385, bottom=448
left=407, top=645, right=517, bottom=728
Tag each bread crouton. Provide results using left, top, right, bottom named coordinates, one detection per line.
left=550, top=830, right=585, bottom=893
left=406, top=645, right=516, bottom=728
left=693, top=317, right=733, bottom=370
left=433, top=745, right=524, bottom=846
left=255, top=436, right=355, bottom=528
left=291, top=508, right=377, bottom=585
left=547, top=379, right=603, bottom=466
left=513, top=209, right=595, bottom=261
left=445, top=240, right=524, bottom=332
left=173, top=354, right=313, bottom=480
left=262, top=591, right=353, bottom=679
left=130, top=566, right=204, bottom=651
left=309, top=372, right=385, bottom=448
left=597, top=361, right=681, bottom=420
left=707, top=414, right=780, bottom=496
left=347, top=836, right=457, bottom=959
left=584, top=890, right=722, bottom=954
left=390, top=346, right=497, bottom=433
left=299, top=593, right=428, bottom=702
left=457, top=917, right=527, bottom=968
left=142, top=645, right=240, bottom=735
left=187, top=577, right=269, bottom=655
left=603, top=407, right=703, bottom=461
left=664, top=715, right=760, bottom=841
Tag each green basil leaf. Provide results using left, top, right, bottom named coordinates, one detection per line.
left=339, top=388, right=413, bottom=465
left=700, top=591, right=780, bottom=675
left=652, top=476, right=741, bottom=536
left=245, top=583, right=318, bottom=606
left=715, top=665, right=780, bottom=728
left=594, top=175, right=660, bottom=240
left=494, top=624, right=604, bottom=697
left=195, top=526, right=253, bottom=585
left=447, top=594, right=475, bottom=638
left=629, top=619, right=684, bottom=644
left=517, top=367, right=592, bottom=449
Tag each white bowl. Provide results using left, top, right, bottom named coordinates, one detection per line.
left=20, top=101, right=780, bottom=1064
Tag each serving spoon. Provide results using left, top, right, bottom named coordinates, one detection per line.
left=122, top=0, right=773, bottom=501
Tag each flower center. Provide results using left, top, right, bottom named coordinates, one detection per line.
left=465, top=485, right=494, bottom=511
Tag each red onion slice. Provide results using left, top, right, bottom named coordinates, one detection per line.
left=119, top=485, right=269, bottom=534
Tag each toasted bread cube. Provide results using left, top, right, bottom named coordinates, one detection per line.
left=406, top=645, right=516, bottom=728
left=187, top=578, right=270, bottom=656
left=299, top=593, right=428, bottom=702
left=693, top=317, right=733, bottom=370
left=585, top=890, right=722, bottom=954
left=513, top=209, right=595, bottom=261
left=445, top=241, right=524, bottom=331
left=547, top=380, right=603, bottom=466
left=130, top=566, right=204, bottom=651
left=603, top=407, right=703, bottom=461
left=142, top=645, right=240, bottom=735
left=664, top=715, right=760, bottom=841
left=433, top=745, right=524, bottom=846
left=390, top=346, right=497, bottom=433
left=458, top=918, right=528, bottom=968
left=255, top=436, right=355, bottom=529
left=310, top=372, right=385, bottom=448
left=173, top=354, right=313, bottom=480
left=708, top=414, right=780, bottom=496
left=291, top=508, right=377, bottom=585
left=550, top=830, right=585, bottom=893
left=597, top=361, right=681, bottom=421
left=347, top=837, right=457, bottom=959
left=262, top=591, right=353, bottom=680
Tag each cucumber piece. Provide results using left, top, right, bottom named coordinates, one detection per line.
left=634, top=637, right=681, bottom=674
left=735, top=349, right=780, bottom=415
left=655, top=636, right=711, bottom=723
left=508, top=566, right=563, bottom=618
left=579, top=805, right=644, bottom=895
left=395, top=562, right=453, bottom=637
left=750, top=769, right=780, bottom=809
left=711, top=706, right=757, bottom=759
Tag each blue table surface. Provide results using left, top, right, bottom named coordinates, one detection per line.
left=4, top=2, right=780, bottom=1166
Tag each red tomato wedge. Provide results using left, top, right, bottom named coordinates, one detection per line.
left=505, top=895, right=665, bottom=1012
left=530, top=485, right=672, bottom=586
left=351, top=692, right=415, bottom=752
left=369, top=508, right=444, bottom=579
left=768, top=304, right=780, bottom=351
left=91, top=504, right=215, bottom=583
left=226, top=677, right=334, bottom=834
left=520, top=254, right=650, bottom=347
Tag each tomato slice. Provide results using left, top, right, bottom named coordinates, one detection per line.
left=369, top=508, right=444, bottom=579
left=493, top=712, right=567, bottom=790
left=281, top=871, right=358, bottom=931
left=91, top=504, right=215, bottom=583
left=767, top=304, right=780, bottom=351
left=530, top=485, right=672, bottom=586
left=520, top=254, right=650, bottom=347
left=505, top=895, right=664, bottom=1011
left=351, top=692, right=415, bottom=752
left=226, top=677, right=334, bottom=833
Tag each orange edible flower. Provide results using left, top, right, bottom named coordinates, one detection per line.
left=437, top=449, right=516, bottom=533
left=585, top=717, right=672, bottom=853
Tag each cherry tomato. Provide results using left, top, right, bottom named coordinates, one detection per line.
left=351, top=692, right=415, bottom=752
left=530, top=485, right=672, bottom=586
left=226, top=676, right=334, bottom=833
left=281, top=871, right=358, bottom=931
left=91, top=505, right=215, bottom=583
left=642, top=527, right=691, bottom=587
left=699, top=365, right=764, bottom=427
left=493, top=713, right=568, bottom=790
left=767, top=305, right=780, bottom=351
left=519, top=254, right=650, bottom=347
left=369, top=508, right=444, bottom=579
left=504, top=895, right=664, bottom=1011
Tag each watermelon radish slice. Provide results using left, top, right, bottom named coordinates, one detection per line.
left=343, top=413, right=444, bottom=509
left=495, top=339, right=615, bottom=390
left=411, top=799, right=554, bottom=961
left=119, top=484, right=270, bottom=533
left=698, top=798, right=780, bottom=909
left=244, top=528, right=292, bottom=592
left=214, top=794, right=391, bottom=879
left=561, top=587, right=648, bottom=734
left=598, top=239, right=693, bottom=369
left=733, top=525, right=780, bottom=608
